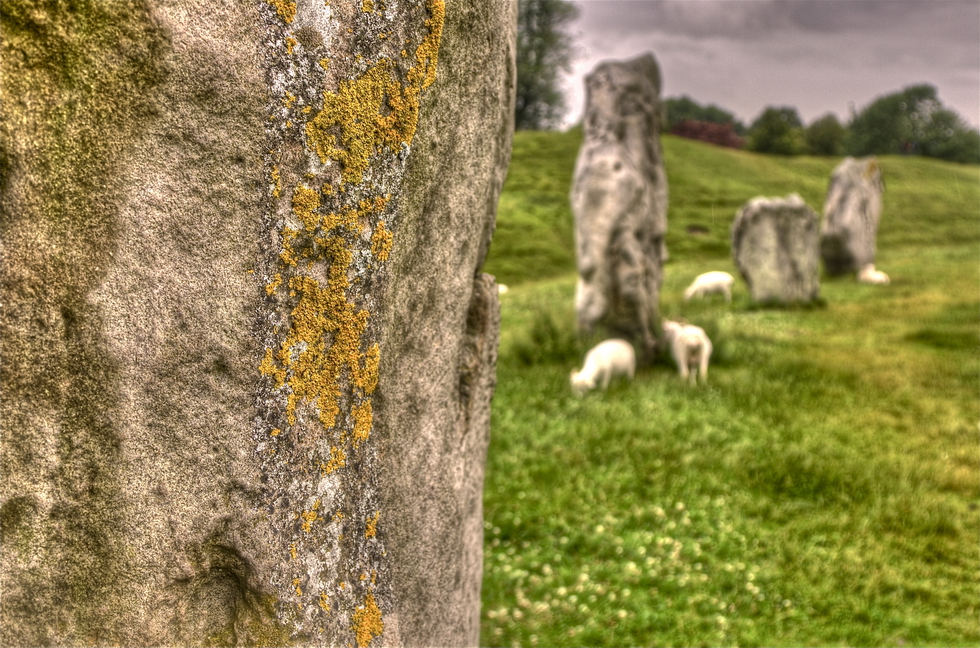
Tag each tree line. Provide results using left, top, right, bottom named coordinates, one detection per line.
left=664, top=87, right=980, bottom=164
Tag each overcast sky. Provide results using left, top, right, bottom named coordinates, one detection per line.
left=561, top=0, right=980, bottom=130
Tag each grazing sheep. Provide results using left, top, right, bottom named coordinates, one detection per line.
left=857, top=263, right=890, bottom=285
left=570, top=339, right=636, bottom=397
left=662, top=320, right=713, bottom=385
left=683, top=271, right=734, bottom=303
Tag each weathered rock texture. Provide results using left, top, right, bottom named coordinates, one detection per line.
left=731, top=194, right=821, bottom=304
left=0, top=1, right=515, bottom=646
left=570, top=52, right=668, bottom=351
left=820, top=156, right=884, bottom=276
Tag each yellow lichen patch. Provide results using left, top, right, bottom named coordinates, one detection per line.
left=365, top=510, right=380, bottom=539
left=260, top=347, right=287, bottom=388
left=319, top=58, right=330, bottom=70
left=265, top=0, right=296, bottom=23
left=292, top=184, right=322, bottom=231
left=266, top=273, right=283, bottom=296
left=284, top=92, right=297, bottom=108
left=271, top=166, right=282, bottom=198
left=261, top=229, right=375, bottom=429
left=293, top=578, right=303, bottom=596
left=352, top=592, right=384, bottom=648
left=370, top=221, right=392, bottom=262
left=362, top=0, right=374, bottom=11
left=319, top=591, right=331, bottom=612
left=305, top=0, right=445, bottom=184
left=301, top=510, right=318, bottom=532
left=279, top=228, right=300, bottom=266
left=305, top=61, right=396, bottom=184
left=271, top=427, right=282, bottom=437
left=354, top=343, right=380, bottom=395
left=301, top=500, right=321, bottom=532
left=286, top=37, right=297, bottom=55
left=290, top=543, right=297, bottom=560
left=351, top=400, right=372, bottom=447
left=409, top=0, right=444, bottom=91
left=320, top=445, right=347, bottom=474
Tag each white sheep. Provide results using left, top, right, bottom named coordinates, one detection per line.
left=683, top=271, right=735, bottom=303
left=857, top=263, right=890, bottom=285
left=569, top=339, right=636, bottom=397
left=662, top=320, right=713, bottom=385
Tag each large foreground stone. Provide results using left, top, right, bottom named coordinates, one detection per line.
left=731, top=194, right=821, bottom=304
left=570, top=52, right=668, bottom=351
left=821, top=156, right=884, bottom=275
left=0, top=1, right=515, bottom=645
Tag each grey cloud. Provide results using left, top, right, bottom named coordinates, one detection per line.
left=574, top=0, right=979, bottom=45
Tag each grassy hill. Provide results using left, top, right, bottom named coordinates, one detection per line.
left=481, top=130, right=979, bottom=646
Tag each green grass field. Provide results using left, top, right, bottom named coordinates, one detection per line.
left=480, top=129, right=979, bottom=647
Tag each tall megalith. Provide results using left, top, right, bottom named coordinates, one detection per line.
left=820, top=156, right=884, bottom=276
left=0, top=1, right=516, bottom=646
left=731, top=194, right=821, bottom=305
left=570, top=52, right=668, bottom=351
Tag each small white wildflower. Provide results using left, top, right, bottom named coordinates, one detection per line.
left=617, top=609, right=627, bottom=619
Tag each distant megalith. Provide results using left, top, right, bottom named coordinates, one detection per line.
left=0, top=1, right=515, bottom=646
left=731, top=194, right=821, bottom=304
left=571, top=52, right=668, bottom=352
left=820, top=156, right=884, bottom=276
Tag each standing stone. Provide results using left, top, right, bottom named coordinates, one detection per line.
left=0, top=1, right=515, bottom=646
left=570, top=52, right=668, bottom=351
left=820, top=156, right=884, bottom=276
left=731, top=194, right=821, bottom=304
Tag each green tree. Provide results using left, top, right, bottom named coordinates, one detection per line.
left=515, top=0, right=578, bottom=130
left=664, top=95, right=747, bottom=134
left=847, top=84, right=980, bottom=163
left=747, top=106, right=806, bottom=155
left=805, top=113, right=846, bottom=155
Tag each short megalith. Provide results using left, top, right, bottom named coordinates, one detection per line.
left=731, top=194, right=821, bottom=304
left=820, top=156, right=884, bottom=276
left=570, top=52, right=668, bottom=351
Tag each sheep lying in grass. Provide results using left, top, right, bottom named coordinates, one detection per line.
left=662, top=320, right=713, bottom=385
left=857, top=263, right=890, bottom=285
left=570, top=339, right=636, bottom=397
left=684, top=271, right=734, bottom=303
